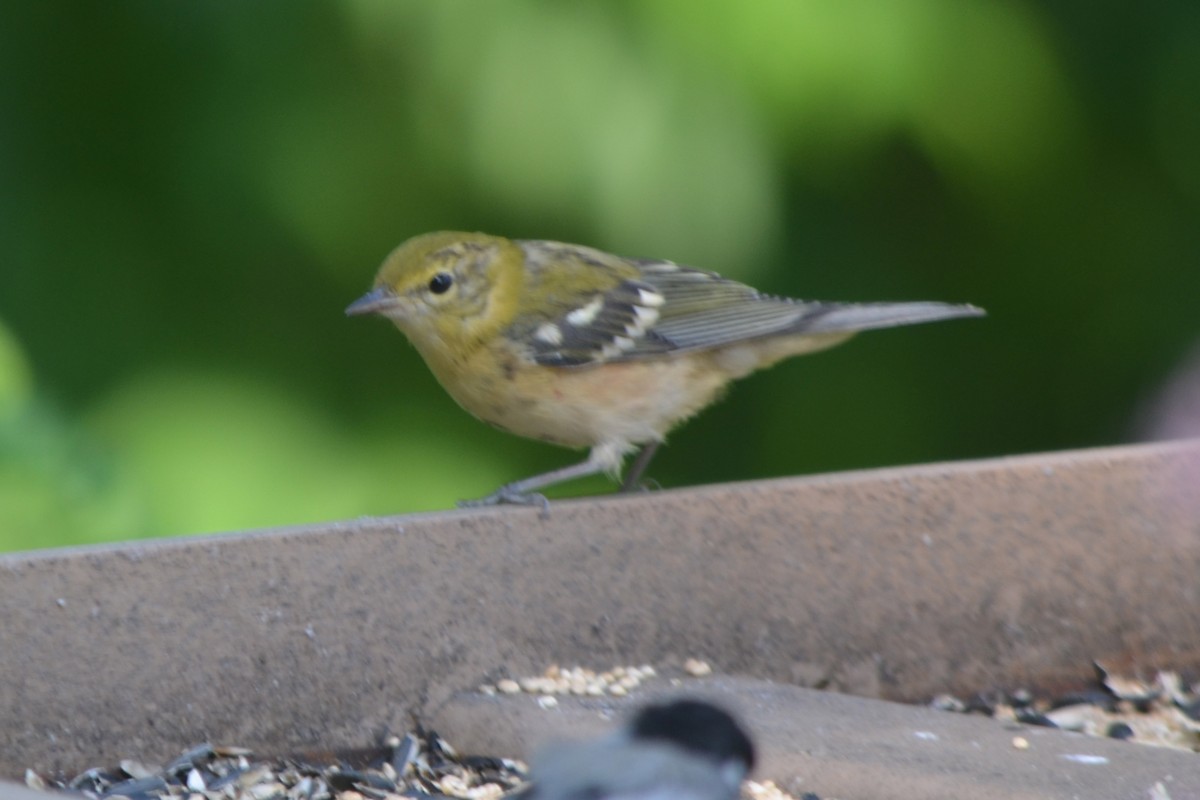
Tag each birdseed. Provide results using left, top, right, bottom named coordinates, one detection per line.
left=20, top=657, right=1191, bottom=800
left=932, top=661, right=1200, bottom=752
left=478, top=660, right=679, bottom=701
left=24, top=733, right=527, bottom=800
left=22, top=730, right=812, bottom=800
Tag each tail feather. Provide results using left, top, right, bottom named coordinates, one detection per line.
left=798, top=302, right=985, bottom=335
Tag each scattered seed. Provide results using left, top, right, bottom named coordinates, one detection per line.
left=23, top=729, right=529, bottom=800
left=481, top=658, right=711, bottom=703
left=1106, top=722, right=1135, bottom=740
left=933, top=664, right=1200, bottom=753
left=186, top=768, right=206, bottom=792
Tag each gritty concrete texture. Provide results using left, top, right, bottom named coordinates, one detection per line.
left=0, top=784, right=50, bottom=800
left=432, top=676, right=1200, bottom=800
left=1, top=440, right=1198, bottom=786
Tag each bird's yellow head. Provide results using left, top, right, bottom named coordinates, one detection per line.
left=347, top=231, right=524, bottom=364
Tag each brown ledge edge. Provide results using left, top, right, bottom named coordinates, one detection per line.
left=1, top=440, right=1198, bottom=788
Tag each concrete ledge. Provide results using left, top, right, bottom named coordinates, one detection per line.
left=0, top=784, right=49, bottom=800
left=431, top=676, right=1200, bottom=800
left=2, top=440, right=1198, bottom=782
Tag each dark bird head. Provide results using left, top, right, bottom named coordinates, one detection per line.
left=629, top=699, right=755, bottom=777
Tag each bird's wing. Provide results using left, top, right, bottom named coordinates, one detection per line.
left=522, top=275, right=672, bottom=366
left=525, top=258, right=982, bottom=367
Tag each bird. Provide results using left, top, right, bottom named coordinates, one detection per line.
left=347, top=231, right=984, bottom=509
left=520, top=698, right=755, bottom=800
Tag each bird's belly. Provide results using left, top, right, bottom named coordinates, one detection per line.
left=442, top=355, right=729, bottom=450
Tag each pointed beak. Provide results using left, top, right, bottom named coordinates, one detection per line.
left=346, top=287, right=399, bottom=317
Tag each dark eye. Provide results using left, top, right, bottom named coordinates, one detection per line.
left=428, top=272, right=453, bottom=294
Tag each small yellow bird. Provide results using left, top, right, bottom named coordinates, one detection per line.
left=348, top=231, right=983, bottom=509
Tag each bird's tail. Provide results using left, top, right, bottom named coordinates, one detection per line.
left=797, top=301, right=985, bottom=334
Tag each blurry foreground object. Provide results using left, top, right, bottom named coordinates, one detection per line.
left=349, top=232, right=984, bottom=509
left=522, top=698, right=754, bottom=800
left=1139, top=341, right=1200, bottom=441
left=1136, top=341, right=1200, bottom=520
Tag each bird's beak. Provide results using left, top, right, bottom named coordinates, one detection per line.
left=345, top=287, right=400, bottom=316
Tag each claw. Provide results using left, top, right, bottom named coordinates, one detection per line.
left=619, top=478, right=661, bottom=495
left=459, top=487, right=551, bottom=517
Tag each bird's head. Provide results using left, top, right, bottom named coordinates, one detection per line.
left=347, top=231, right=523, bottom=362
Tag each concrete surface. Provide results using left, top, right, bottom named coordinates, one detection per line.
left=432, top=676, right=1200, bottom=800
left=0, top=785, right=49, bottom=800
left=2, top=440, right=1199, bottom=791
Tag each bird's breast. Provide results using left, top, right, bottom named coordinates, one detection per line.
left=432, top=348, right=731, bottom=450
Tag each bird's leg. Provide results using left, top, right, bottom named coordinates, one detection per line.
left=458, top=449, right=617, bottom=515
left=619, top=441, right=661, bottom=493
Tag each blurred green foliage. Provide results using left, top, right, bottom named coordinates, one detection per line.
left=2, top=1, right=1197, bottom=551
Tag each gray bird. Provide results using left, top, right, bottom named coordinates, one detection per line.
left=522, top=699, right=755, bottom=800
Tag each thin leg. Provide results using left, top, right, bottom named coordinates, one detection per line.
left=458, top=451, right=612, bottom=514
left=620, top=441, right=661, bottom=493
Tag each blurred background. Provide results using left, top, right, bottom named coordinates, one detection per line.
left=1, top=1, right=1197, bottom=551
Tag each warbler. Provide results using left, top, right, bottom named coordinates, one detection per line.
left=522, top=698, right=755, bottom=800
left=347, top=231, right=983, bottom=509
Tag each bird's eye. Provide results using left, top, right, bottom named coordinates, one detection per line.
left=428, top=272, right=453, bottom=294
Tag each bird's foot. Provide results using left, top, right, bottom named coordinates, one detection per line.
left=458, top=486, right=551, bottom=517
